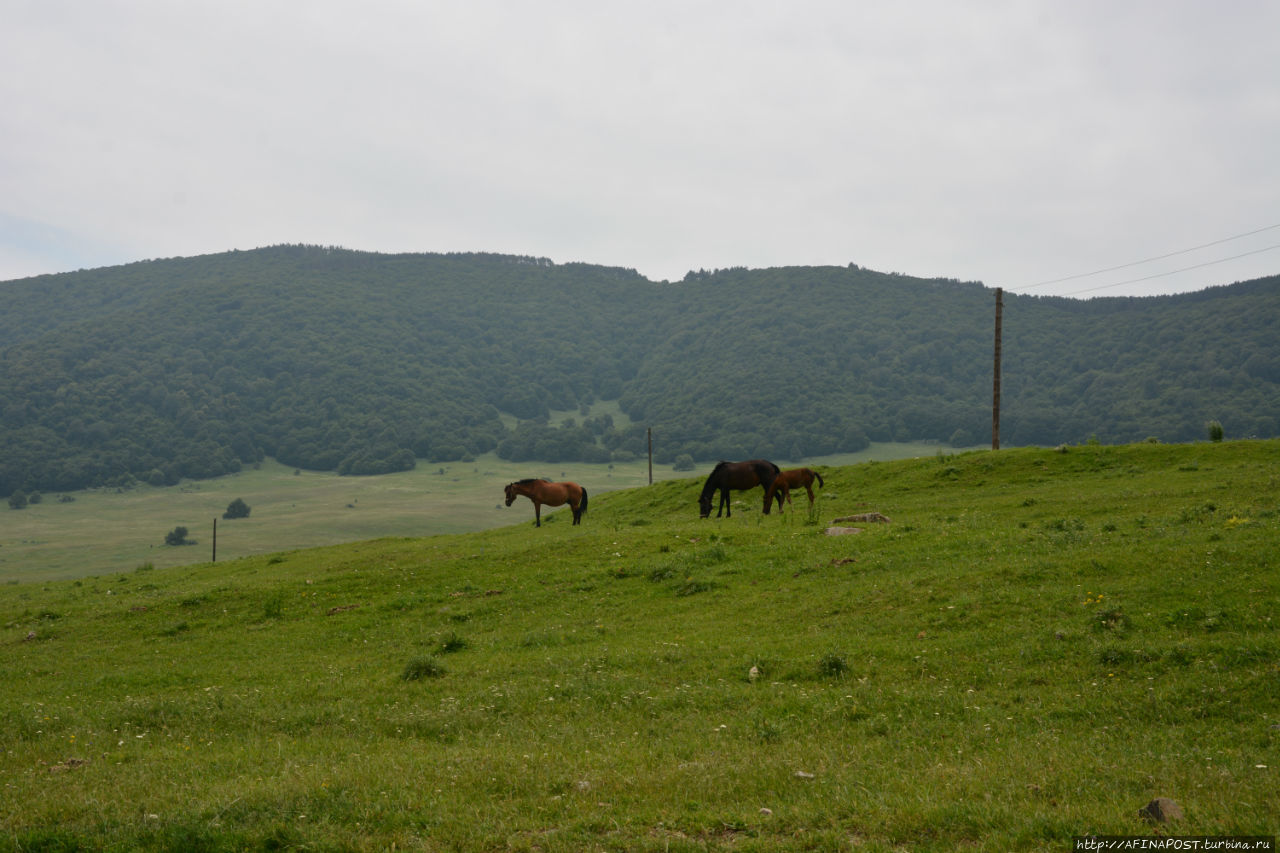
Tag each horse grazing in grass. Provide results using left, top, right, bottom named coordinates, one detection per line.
left=698, top=459, right=780, bottom=518
left=504, top=479, right=588, bottom=527
left=763, top=467, right=825, bottom=514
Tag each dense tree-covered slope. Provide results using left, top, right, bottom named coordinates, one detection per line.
left=1, top=245, right=1277, bottom=496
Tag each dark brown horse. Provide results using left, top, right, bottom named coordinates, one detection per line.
left=763, top=467, right=825, bottom=514
left=698, top=459, right=780, bottom=518
left=504, top=479, right=588, bottom=527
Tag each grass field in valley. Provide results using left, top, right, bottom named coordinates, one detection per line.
left=1, top=440, right=1277, bottom=851
left=0, top=439, right=949, bottom=582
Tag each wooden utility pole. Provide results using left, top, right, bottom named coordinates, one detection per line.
left=212, top=517, right=218, bottom=562
left=992, top=287, right=1003, bottom=450
left=647, top=427, right=653, bottom=485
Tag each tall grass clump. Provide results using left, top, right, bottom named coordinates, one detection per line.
left=401, top=656, right=446, bottom=681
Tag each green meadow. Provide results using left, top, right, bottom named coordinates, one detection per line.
left=0, top=438, right=946, bottom=583
left=2, top=440, right=1277, bottom=851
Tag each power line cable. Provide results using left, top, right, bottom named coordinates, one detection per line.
left=1057, top=241, right=1280, bottom=296
left=1013, top=222, right=1280, bottom=292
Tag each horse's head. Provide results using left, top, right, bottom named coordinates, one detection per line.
left=698, top=493, right=712, bottom=518
left=503, top=483, right=518, bottom=506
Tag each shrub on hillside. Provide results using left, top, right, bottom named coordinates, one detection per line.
left=164, top=526, right=193, bottom=546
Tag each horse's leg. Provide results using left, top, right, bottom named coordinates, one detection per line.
left=533, top=500, right=542, bottom=527
left=719, top=488, right=729, bottom=517
left=571, top=497, right=581, bottom=525
left=804, top=485, right=814, bottom=508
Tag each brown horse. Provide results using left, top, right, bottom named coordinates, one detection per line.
left=764, top=467, right=825, bottom=514
left=504, top=479, right=588, bottom=527
left=698, top=459, right=780, bottom=518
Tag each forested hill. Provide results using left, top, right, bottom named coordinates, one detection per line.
left=2, top=244, right=1277, bottom=497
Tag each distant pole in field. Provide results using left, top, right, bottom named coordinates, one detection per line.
left=212, top=517, right=217, bottom=562
left=992, top=287, right=1003, bottom=450
left=647, top=427, right=653, bottom=485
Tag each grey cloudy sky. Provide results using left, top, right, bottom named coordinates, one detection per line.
left=3, top=0, right=1278, bottom=297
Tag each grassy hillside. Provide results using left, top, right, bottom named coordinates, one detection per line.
left=2, top=440, right=1277, bottom=851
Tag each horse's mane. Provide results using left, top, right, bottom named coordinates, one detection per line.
left=700, top=463, right=729, bottom=499
left=512, top=477, right=551, bottom=486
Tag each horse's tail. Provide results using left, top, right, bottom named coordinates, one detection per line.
left=579, top=487, right=588, bottom=516
left=813, top=470, right=825, bottom=489
left=752, top=459, right=780, bottom=486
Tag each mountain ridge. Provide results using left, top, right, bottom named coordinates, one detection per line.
left=2, top=244, right=1277, bottom=496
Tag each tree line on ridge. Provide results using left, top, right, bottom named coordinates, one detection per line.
left=1, top=244, right=1277, bottom=497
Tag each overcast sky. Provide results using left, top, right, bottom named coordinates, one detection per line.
left=4, top=1, right=1278, bottom=297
